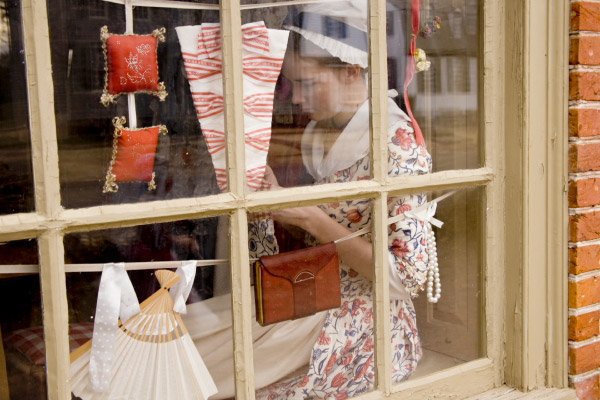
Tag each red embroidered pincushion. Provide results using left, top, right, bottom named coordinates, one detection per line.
left=103, top=116, right=167, bottom=193
left=100, top=26, right=168, bottom=106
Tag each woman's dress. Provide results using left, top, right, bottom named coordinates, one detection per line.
left=183, top=96, right=432, bottom=400
left=255, top=96, right=432, bottom=399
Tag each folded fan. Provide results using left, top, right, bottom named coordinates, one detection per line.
left=70, top=268, right=218, bottom=400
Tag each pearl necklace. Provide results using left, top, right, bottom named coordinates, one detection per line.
left=426, top=224, right=441, bottom=303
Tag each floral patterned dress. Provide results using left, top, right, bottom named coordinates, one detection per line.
left=256, top=98, right=433, bottom=400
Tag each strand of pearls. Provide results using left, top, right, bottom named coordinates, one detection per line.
left=426, top=224, right=441, bottom=303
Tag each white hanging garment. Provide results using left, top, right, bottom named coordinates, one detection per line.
left=70, top=262, right=218, bottom=400
left=176, top=21, right=288, bottom=260
left=175, top=21, right=289, bottom=192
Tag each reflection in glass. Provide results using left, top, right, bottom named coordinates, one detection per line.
left=410, top=188, right=483, bottom=379
left=247, top=1, right=376, bottom=192
left=48, top=1, right=221, bottom=208
left=0, top=240, right=45, bottom=399
left=387, top=0, right=481, bottom=171
left=248, top=199, right=380, bottom=399
left=0, top=0, right=35, bottom=215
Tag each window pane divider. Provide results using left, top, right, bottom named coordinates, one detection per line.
left=221, top=0, right=246, bottom=197
left=21, top=0, right=69, bottom=399
left=368, top=0, right=389, bottom=184
left=481, top=0, right=505, bottom=385
left=230, top=209, right=256, bottom=400
left=22, top=0, right=62, bottom=217
left=59, top=192, right=236, bottom=232
left=0, top=212, right=47, bottom=241
left=0, top=169, right=493, bottom=238
left=373, top=194, right=392, bottom=393
left=100, top=0, right=334, bottom=11
left=221, top=0, right=256, bottom=398
left=38, top=230, right=70, bottom=400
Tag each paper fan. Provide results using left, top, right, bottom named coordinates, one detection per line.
left=70, top=269, right=218, bottom=400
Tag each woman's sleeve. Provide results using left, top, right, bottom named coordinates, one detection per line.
left=386, top=115, right=432, bottom=298
left=387, top=193, right=430, bottom=298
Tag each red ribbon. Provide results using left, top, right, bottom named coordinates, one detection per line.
left=403, top=0, right=425, bottom=146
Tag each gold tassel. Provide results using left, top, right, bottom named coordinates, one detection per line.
left=152, top=27, right=166, bottom=43
left=147, top=172, right=157, bottom=191
left=157, top=82, right=168, bottom=102
left=102, top=116, right=127, bottom=194
left=103, top=172, right=118, bottom=193
left=100, top=25, right=110, bottom=41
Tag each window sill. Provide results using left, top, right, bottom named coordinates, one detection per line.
left=466, top=386, right=576, bottom=400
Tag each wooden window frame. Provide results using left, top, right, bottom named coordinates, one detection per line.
left=0, top=0, right=569, bottom=399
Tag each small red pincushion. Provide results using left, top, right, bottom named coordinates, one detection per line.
left=100, top=26, right=167, bottom=106
left=103, top=117, right=167, bottom=193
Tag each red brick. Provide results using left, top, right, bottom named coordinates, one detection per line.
left=571, top=36, right=600, bottom=65
left=570, top=178, right=600, bottom=207
left=570, top=341, right=600, bottom=374
left=569, top=311, right=600, bottom=341
left=571, top=212, right=600, bottom=242
left=571, top=71, right=600, bottom=101
left=572, top=2, right=600, bottom=32
left=569, top=276, right=600, bottom=308
left=572, top=374, right=600, bottom=400
left=570, top=142, right=600, bottom=173
left=570, top=108, right=600, bottom=138
left=570, top=245, right=600, bottom=274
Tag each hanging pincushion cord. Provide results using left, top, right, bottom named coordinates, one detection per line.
left=70, top=262, right=218, bottom=400
left=402, top=0, right=441, bottom=302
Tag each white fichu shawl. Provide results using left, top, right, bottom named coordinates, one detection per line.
left=176, top=22, right=288, bottom=257
left=302, top=91, right=408, bottom=182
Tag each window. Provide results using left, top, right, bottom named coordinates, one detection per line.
left=0, top=0, right=569, bottom=399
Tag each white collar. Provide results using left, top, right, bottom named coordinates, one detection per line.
left=301, top=91, right=406, bottom=181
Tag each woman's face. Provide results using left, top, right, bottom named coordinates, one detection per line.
left=282, top=55, right=345, bottom=121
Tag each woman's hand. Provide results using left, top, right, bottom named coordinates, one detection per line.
left=263, top=167, right=374, bottom=280
left=263, top=165, right=281, bottom=190
left=271, top=205, right=324, bottom=232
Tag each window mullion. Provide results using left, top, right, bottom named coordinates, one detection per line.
left=368, top=0, right=389, bottom=183
left=373, top=193, right=392, bottom=394
left=229, top=209, right=256, bottom=400
left=38, top=231, right=70, bottom=400
left=221, top=0, right=247, bottom=197
left=221, top=0, right=256, bottom=397
left=21, top=0, right=62, bottom=217
left=21, top=1, right=69, bottom=400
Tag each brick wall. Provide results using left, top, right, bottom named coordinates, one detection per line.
left=569, top=2, right=600, bottom=399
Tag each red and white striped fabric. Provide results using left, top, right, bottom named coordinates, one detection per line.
left=176, top=21, right=288, bottom=193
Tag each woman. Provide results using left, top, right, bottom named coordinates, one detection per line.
left=184, top=2, right=433, bottom=398
left=255, top=1, right=433, bottom=398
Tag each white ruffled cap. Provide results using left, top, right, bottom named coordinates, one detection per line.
left=300, top=0, right=367, bottom=31
left=284, top=0, right=368, bottom=68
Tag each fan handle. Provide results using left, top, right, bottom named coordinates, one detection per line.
left=155, top=269, right=181, bottom=289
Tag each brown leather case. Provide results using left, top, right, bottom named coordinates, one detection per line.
left=254, top=242, right=341, bottom=326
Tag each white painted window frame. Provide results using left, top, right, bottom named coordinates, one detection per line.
left=0, top=0, right=569, bottom=399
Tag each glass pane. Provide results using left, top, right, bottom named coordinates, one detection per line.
left=387, top=0, right=481, bottom=171
left=249, top=199, right=381, bottom=399
left=409, top=187, right=483, bottom=380
left=0, top=0, right=35, bottom=215
left=0, top=240, right=46, bottom=399
left=48, top=1, right=223, bottom=208
left=65, top=217, right=237, bottom=399
left=244, top=1, right=374, bottom=192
